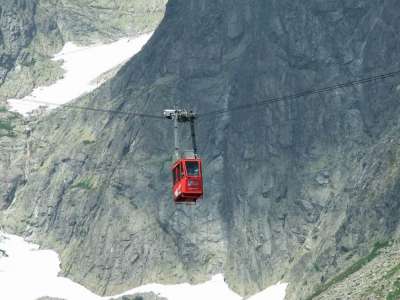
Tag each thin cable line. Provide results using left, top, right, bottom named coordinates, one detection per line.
left=8, top=69, right=400, bottom=121
left=197, top=70, right=400, bottom=119
left=11, top=98, right=164, bottom=119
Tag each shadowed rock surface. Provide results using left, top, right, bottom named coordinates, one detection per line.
left=2, top=0, right=400, bottom=299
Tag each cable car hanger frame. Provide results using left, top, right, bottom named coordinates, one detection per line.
left=163, top=109, right=203, bottom=204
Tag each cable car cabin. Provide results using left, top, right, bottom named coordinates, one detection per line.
left=172, top=158, right=203, bottom=204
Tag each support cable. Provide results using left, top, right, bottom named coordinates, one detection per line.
left=4, top=69, right=400, bottom=124
left=196, top=70, right=400, bottom=119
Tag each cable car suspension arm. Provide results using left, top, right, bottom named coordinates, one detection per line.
left=164, top=109, right=198, bottom=159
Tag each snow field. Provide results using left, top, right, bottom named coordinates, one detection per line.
left=7, top=33, right=153, bottom=116
left=0, top=233, right=287, bottom=300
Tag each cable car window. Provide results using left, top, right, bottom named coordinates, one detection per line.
left=173, top=166, right=178, bottom=184
left=178, top=163, right=183, bottom=179
left=186, top=161, right=200, bottom=176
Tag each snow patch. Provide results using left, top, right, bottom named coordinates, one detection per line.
left=7, top=33, right=153, bottom=116
left=0, top=232, right=287, bottom=300
left=247, top=282, right=288, bottom=300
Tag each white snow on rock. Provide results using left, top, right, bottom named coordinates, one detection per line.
left=0, top=232, right=288, bottom=300
left=247, top=282, right=288, bottom=300
left=7, top=33, right=153, bottom=116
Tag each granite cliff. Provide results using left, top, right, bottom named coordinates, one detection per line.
left=0, top=0, right=166, bottom=100
left=2, top=1, right=400, bottom=299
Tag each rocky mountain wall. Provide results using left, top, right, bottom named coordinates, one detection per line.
left=2, top=0, right=400, bottom=299
left=0, top=0, right=167, bottom=246
left=0, top=0, right=37, bottom=87
left=0, top=0, right=167, bottom=100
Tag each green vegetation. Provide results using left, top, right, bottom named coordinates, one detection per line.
left=0, top=119, right=14, bottom=131
left=387, top=279, right=400, bottom=300
left=82, top=139, right=96, bottom=145
left=313, top=263, right=321, bottom=272
left=0, top=107, right=8, bottom=112
left=0, top=53, right=64, bottom=101
left=71, top=177, right=96, bottom=190
left=384, top=263, right=400, bottom=280
left=0, top=118, right=16, bottom=137
left=77, top=127, right=97, bottom=146
left=306, top=241, right=391, bottom=300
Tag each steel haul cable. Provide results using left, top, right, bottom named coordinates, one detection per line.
left=6, top=69, right=400, bottom=121
left=9, top=98, right=165, bottom=119
left=196, top=69, right=400, bottom=119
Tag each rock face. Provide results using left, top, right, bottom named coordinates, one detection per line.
left=49, top=0, right=167, bottom=44
left=0, top=0, right=167, bottom=100
left=0, top=0, right=167, bottom=228
left=2, top=0, right=400, bottom=299
left=0, top=107, right=25, bottom=211
left=0, top=0, right=37, bottom=87
left=111, top=293, right=167, bottom=300
left=312, top=240, right=400, bottom=300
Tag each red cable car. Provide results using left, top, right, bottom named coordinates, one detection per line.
left=164, top=109, right=203, bottom=204
left=172, top=158, right=203, bottom=203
